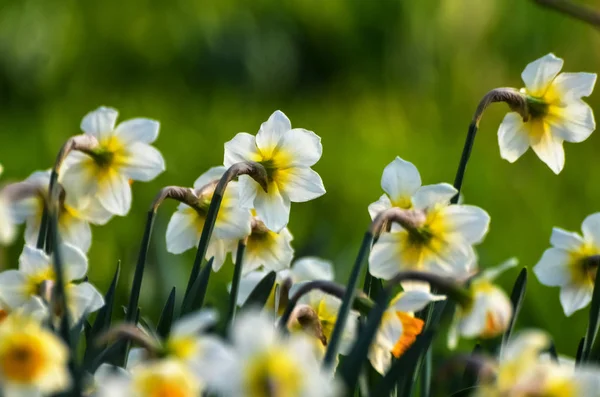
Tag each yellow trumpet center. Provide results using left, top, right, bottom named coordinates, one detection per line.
left=245, top=349, right=302, bottom=397
left=1, top=333, right=46, bottom=383
left=391, top=313, right=424, bottom=358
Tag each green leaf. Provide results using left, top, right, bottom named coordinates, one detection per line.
left=226, top=240, right=246, bottom=326
left=180, top=257, right=214, bottom=316
left=242, top=271, right=277, bottom=310
left=501, top=267, right=527, bottom=347
left=584, top=261, right=600, bottom=361
left=547, top=340, right=559, bottom=363
left=157, top=287, right=176, bottom=339
left=373, top=329, right=436, bottom=396
left=419, top=348, right=432, bottom=397
left=576, top=336, right=585, bottom=364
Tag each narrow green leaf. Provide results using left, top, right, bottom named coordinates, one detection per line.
left=547, top=341, right=559, bottom=363
left=90, top=262, right=121, bottom=339
left=180, top=257, right=214, bottom=315
left=226, top=240, right=246, bottom=326
left=501, top=267, right=527, bottom=347
left=324, top=231, right=374, bottom=368
left=584, top=259, right=600, bottom=361
left=86, top=340, right=126, bottom=373
left=157, top=287, right=176, bottom=339
left=373, top=330, right=436, bottom=396
left=419, top=348, right=432, bottom=397
left=576, top=336, right=585, bottom=365
left=242, top=271, right=277, bottom=310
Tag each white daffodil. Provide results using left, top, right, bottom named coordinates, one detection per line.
left=369, top=290, right=445, bottom=374
left=0, top=312, right=70, bottom=396
left=287, top=290, right=358, bottom=359
left=368, top=156, right=458, bottom=219
left=0, top=244, right=104, bottom=324
left=448, top=259, right=516, bottom=349
left=95, top=360, right=203, bottom=397
left=236, top=215, right=294, bottom=275
left=12, top=170, right=113, bottom=253
left=369, top=184, right=490, bottom=282
left=212, top=310, right=338, bottom=397
left=166, top=166, right=251, bottom=271
left=235, top=256, right=333, bottom=315
left=498, top=53, right=597, bottom=174
left=128, top=310, right=233, bottom=382
left=224, top=110, right=326, bottom=232
left=534, top=213, right=600, bottom=316
left=61, top=106, right=166, bottom=216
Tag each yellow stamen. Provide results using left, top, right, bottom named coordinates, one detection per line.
left=245, top=349, right=302, bottom=397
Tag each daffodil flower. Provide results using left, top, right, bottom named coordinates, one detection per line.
left=368, top=156, right=458, bottom=219
left=61, top=106, right=166, bottom=216
left=448, top=259, right=516, bottom=349
left=235, top=256, right=333, bottom=313
left=224, top=110, right=326, bottom=232
left=369, top=290, right=445, bottom=374
left=287, top=290, right=358, bottom=359
left=0, top=165, right=17, bottom=245
left=0, top=312, right=70, bottom=396
left=166, top=166, right=251, bottom=271
left=534, top=213, right=600, bottom=316
left=212, top=310, right=338, bottom=397
left=12, top=170, right=113, bottom=252
left=96, top=359, right=203, bottom=397
left=369, top=184, right=490, bottom=281
left=0, top=244, right=104, bottom=323
left=128, top=310, right=233, bottom=381
left=498, top=53, right=597, bottom=174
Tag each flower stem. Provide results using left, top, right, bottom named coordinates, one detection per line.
left=451, top=88, right=528, bottom=204
left=226, top=240, right=247, bottom=325
left=183, top=162, right=268, bottom=303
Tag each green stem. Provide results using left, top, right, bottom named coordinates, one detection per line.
left=227, top=240, right=246, bottom=324
left=184, top=162, right=267, bottom=303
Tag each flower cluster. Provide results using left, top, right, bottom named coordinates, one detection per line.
left=0, top=52, right=597, bottom=397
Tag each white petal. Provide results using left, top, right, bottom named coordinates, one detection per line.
left=378, top=311, right=404, bottom=350
left=530, top=127, right=565, bottom=174
left=78, top=199, right=114, bottom=225
left=172, top=309, right=218, bottom=337
left=534, top=248, right=572, bottom=287
left=61, top=152, right=100, bottom=204
left=368, top=232, right=403, bottom=280
left=126, top=348, right=147, bottom=369
left=0, top=270, right=28, bottom=308
left=551, top=72, right=597, bottom=102
left=236, top=271, right=269, bottom=306
left=275, top=128, right=322, bottom=167
left=11, top=196, right=42, bottom=225
left=521, top=53, right=564, bottom=96
left=368, top=194, right=392, bottom=220
left=118, top=143, right=165, bottom=182
left=243, top=228, right=294, bottom=274
left=192, top=336, right=237, bottom=384
left=551, top=227, right=584, bottom=250
left=422, top=240, right=477, bottom=277
left=291, top=257, right=334, bottom=282
left=97, top=172, right=132, bottom=216
left=546, top=100, right=595, bottom=143
left=582, top=213, right=600, bottom=245
left=481, top=257, right=519, bottom=281
left=231, top=310, right=276, bottom=357
left=224, top=133, right=259, bottom=167
left=206, top=238, right=234, bottom=272
left=560, top=284, right=592, bottom=316
left=214, top=206, right=251, bottom=240
left=498, top=112, right=530, bottom=162
left=255, top=110, right=291, bottom=154
left=411, top=183, right=457, bottom=210
left=380, top=157, right=421, bottom=204
left=166, top=208, right=201, bottom=254
left=69, top=282, right=105, bottom=322
left=0, top=198, right=16, bottom=245
left=253, top=182, right=291, bottom=233
left=279, top=167, right=325, bottom=203
left=193, top=166, right=227, bottom=190
left=368, top=345, right=392, bottom=375
left=59, top=217, right=92, bottom=253
left=237, top=175, right=259, bottom=209
left=442, top=205, right=490, bottom=245
left=391, top=290, right=446, bottom=313
left=457, top=298, right=487, bottom=338
left=114, top=118, right=160, bottom=144
left=81, top=107, right=118, bottom=140
left=19, top=245, right=50, bottom=274
left=61, top=243, right=89, bottom=281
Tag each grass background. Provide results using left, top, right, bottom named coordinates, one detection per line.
left=1, top=0, right=600, bottom=355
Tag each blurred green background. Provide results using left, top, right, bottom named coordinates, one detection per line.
left=1, top=0, right=599, bottom=355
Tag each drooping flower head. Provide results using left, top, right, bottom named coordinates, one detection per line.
left=448, top=259, right=516, bottom=349
left=12, top=170, right=113, bottom=252
left=224, top=110, right=326, bottom=232
left=369, top=184, right=490, bottom=281
left=0, top=312, right=70, bottom=396
left=166, top=166, right=251, bottom=271
left=368, top=156, right=458, bottom=219
left=61, top=106, right=166, bottom=216
left=498, top=53, right=596, bottom=174
left=534, top=213, right=600, bottom=316
left=213, top=310, right=338, bottom=397
left=0, top=244, right=104, bottom=324
left=369, top=290, right=445, bottom=374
